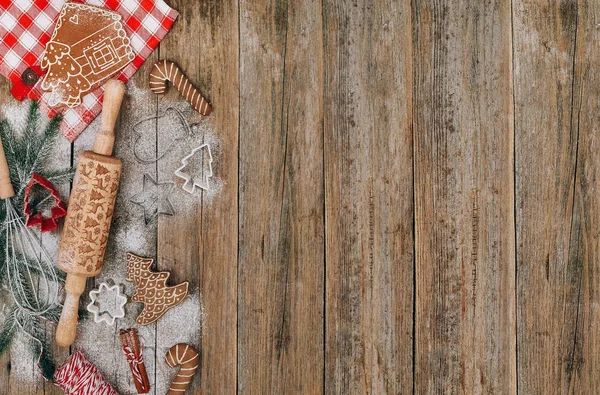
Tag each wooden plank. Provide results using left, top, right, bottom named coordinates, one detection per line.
left=157, top=0, right=238, bottom=394
left=188, top=1, right=239, bottom=394
left=514, top=1, right=600, bottom=393
left=567, top=2, right=600, bottom=391
left=237, top=0, right=324, bottom=393
left=412, top=1, right=515, bottom=393
left=322, top=1, right=413, bottom=393
left=155, top=2, right=203, bottom=390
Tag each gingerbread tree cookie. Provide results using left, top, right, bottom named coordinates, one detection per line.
left=126, top=253, right=189, bottom=325
left=41, top=3, right=134, bottom=108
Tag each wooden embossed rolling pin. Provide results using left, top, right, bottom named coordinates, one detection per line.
left=56, top=79, right=125, bottom=347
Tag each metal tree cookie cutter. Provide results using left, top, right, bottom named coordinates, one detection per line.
left=86, top=282, right=128, bottom=325
left=174, top=143, right=213, bottom=194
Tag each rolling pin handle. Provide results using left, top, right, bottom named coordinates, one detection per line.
left=56, top=274, right=87, bottom=347
left=93, top=79, right=126, bottom=156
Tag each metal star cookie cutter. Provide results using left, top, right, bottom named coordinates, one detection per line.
left=130, top=173, right=176, bottom=225
left=174, top=143, right=213, bottom=194
left=86, top=282, right=128, bottom=325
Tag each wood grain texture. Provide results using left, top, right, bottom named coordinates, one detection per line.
left=322, top=1, right=414, bottom=393
left=156, top=2, right=204, bottom=395
left=412, top=0, right=515, bottom=393
left=157, top=0, right=239, bottom=394
left=191, top=1, right=239, bottom=394
left=570, top=3, right=600, bottom=391
left=568, top=3, right=600, bottom=391
left=514, top=1, right=600, bottom=393
left=3, top=1, right=600, bottom=394
left=238, top=0, right=324, bottom=394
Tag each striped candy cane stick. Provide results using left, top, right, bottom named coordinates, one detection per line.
left=165, top=343, right=199, bottom=394
left=149, top=60, right=212, bottom=116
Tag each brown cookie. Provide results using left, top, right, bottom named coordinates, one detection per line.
left=165, top=344, right=199, bottom=395
left=41, top=3, right=134, bottom=108
left=149, top=60, right=212, bottom=116
left=126, top=253, right=189, bottom=325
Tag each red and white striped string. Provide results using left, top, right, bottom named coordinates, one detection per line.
left=54, top=350, right=117, bottom=395
left=122, top=343, right=145, bottom=387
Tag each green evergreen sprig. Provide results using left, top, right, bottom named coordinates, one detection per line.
left=0, top=101, right=74, bottom=380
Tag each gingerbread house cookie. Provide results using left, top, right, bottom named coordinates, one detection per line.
left=41, top=3, right=134, bottom=108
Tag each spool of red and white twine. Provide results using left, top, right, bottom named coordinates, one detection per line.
left=54, top=350, right=117, bottom=395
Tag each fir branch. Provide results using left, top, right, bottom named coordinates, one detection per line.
left=30, top=335, right=55, bottom=380
left=0, top=101, right=73, bottom=376
left=15, top=310, right=55, bottom=380
left=12, top=266, right=38, bottom=310
left=12, top=252, right=66, bottom=284
left=23, top=101, right=42, bottom=168
left=0, top=120, right=20, bottom=188
left=78, top=307, right=89, bottom=321
left=38, top=168, right=76, bottom=185
left=0, top=119, right=17, bottom=158
left=39, top=304, right=61, bottom=324
left=0, top=308, right=16, bottom=355
left=27, top=112, right=62, bottom=182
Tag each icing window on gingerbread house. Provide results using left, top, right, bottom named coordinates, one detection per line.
left=86, top=38, right=118, bottom=72
left=40, top=3, right=135, bottom=108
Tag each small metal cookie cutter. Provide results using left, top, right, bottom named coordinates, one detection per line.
left=86, top=282, right=127, bottom=325
left=174, top=143, right=213, bottom=193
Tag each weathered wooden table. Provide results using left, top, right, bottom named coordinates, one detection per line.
left=1, top=0, right=598, bottom=394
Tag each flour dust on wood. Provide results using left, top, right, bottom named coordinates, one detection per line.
left=0, top=84, right=211, bottom=393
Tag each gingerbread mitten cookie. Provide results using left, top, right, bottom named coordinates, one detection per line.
left=41, top=3, right=134, bottom=108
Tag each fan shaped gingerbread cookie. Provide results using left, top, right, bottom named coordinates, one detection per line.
left=41, top=3, right=134, bottom=108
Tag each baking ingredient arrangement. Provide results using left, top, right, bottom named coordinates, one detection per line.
left=0, top=1, right=214, bottom=394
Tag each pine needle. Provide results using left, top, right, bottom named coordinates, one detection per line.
left=15, top=310, right=55, bottom=380
left=27, top=113, right=61, bottom=181
left=39, top=304, right=61, bottom=323
left=23, top=101, right=41, bottom=167
left=38, top=168, right=75, bottom=185
left=30, top=335, right=55, bottom=380
left=0, top=101, right=72, bottom=376
left=0, top=308, right=16, bottom=355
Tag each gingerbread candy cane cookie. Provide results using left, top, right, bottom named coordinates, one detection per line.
left=149, top=60, right=212, bottom=116
left=165, top=344, right=199, bottom=395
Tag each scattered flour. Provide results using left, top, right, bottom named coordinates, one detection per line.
left=123, top=80, right=223, bottom=205
left=1, top=80, right=217, bottom=393
left=75, top=294, right=203, bottom=395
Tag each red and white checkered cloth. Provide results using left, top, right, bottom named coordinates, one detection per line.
left=0, top=0, right=178, bottom=141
